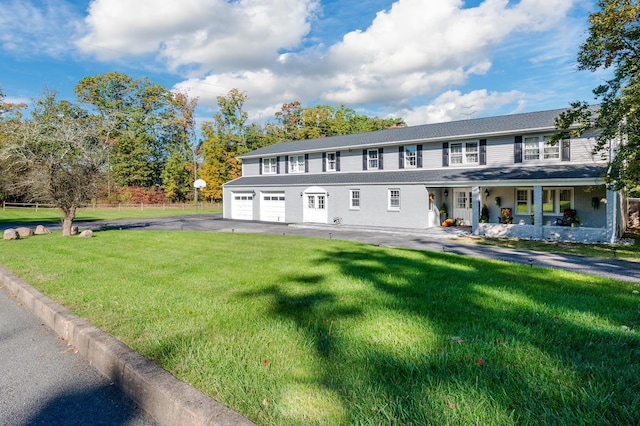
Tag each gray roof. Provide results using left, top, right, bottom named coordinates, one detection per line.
left=240, top=107, right=581, bottom=159
left=224, top=164, right=606, bottom=187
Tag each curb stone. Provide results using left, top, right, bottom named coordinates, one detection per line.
left=0, top=265, right=255, bottom=426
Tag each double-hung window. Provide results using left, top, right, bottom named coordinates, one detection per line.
left=289, top=155, right=305, bottom=173
left=516, top=187, right=574, bottom=215
left=368, top=149, right=379, bottom=169
left=350, top=189, right=360, bottom=210
left=450, top=141, right=478, bottom=165
left=262, top=157, right=277, bottom=174
left=524, top=136, right=559, bottom=161
left=404, top=146, right=417, bottom=168
left=326, top=152, right=337, bottom=171
left=388, top=189, right=400, bottom=211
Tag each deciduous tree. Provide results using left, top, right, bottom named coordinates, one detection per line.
left=1, top=90, right=111, bottom=235
left=555, top=0, right=640, bottom=196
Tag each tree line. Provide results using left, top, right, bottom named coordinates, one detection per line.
left=0, top=72, right=403, bottom=235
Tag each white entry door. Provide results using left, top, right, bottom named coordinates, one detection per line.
left=453, top=189, right=473, bottom=226
left=303, top=190, right=328, bottom=223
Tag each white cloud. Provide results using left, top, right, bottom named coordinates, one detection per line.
left=0, top=0, right=79, bottom=57
left=76, top=0, right=582, bottom=123
left=396, top=89, right=524, bottom=125
left=77, top=0, right=320, bottom=73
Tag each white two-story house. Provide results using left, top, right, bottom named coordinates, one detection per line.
left=223, top=107, right=623, bottom=243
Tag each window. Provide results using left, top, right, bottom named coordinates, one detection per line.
left=307, top=195, right=315, bottom=209
left=289, top=155, right=305, bottom=173
left=456, top=191, right=469, bottom=209
left=559, top=189, right=572, bottom=211
left=404, top=146, right=417, bottom=168
left=516, top=188, right=532, bottom=214
left=388, top=189, right=400, bottom=210
left=524, top=136, right=559, bottom=161
left=450, top=141, right=479, bottom=165
left=368, top=149, right=379, bottom=169
left=350, top=190, right=360, bottom=209
left=263, top=157, right=277, bottom=174
left=318, top=195, right=325, bottom=209
left=326, top=152, right=336, bottom=171
left=516, top=187, right=573, bottom=215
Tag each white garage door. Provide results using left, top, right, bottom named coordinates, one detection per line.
left=231, top=193, right=254, bottom=220
left=261, top=193, right=286, bottom=222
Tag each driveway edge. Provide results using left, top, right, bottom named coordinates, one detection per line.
left=0, top=265, right=254, bottom=426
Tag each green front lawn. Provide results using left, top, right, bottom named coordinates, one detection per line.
left=0, top=206, right=221, bottom=225
left=1, top=231, right=639, bottom=425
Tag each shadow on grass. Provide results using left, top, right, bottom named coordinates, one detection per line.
left=243, top=245, right=640, bottom=424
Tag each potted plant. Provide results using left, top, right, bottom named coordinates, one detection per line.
left=439, top=202, right=448, bottom=223
left=480, top=205, right=489, bottom=223
left=494, top=196, right=501, bottom=207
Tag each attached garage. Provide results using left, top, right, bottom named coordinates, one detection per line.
left=260, top=193, right=286, bottom=222
left=231, top=193, right=254, bottom=220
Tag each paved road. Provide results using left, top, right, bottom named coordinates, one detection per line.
left=69, top=214, right=640, bottom=284
left=0, top=285, right=156, bottom=426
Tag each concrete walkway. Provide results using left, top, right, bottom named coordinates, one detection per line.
left=1, top=215, right=638, bottom=426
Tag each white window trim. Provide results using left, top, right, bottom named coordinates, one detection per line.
left=388, top=188, right=401, bottom=211
left=524, top=135, right=560, bottom=162
left=263, top=157, right=277, bottom=174
left=368, top=149, right=379, bottom=170
left=289, top=155, right=305, bottom=173
left=449, top=141, right=479, bottom=166
left=350, top=189, right=360, bottom=210
left=404, top=145, right=417, bottom=168
left=326, top=152, right=337, bottom=172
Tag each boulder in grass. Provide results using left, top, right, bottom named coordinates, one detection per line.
left=16, top=227, right=34, bottom=238
left=35, top=225, right=51, bottom=235
left=3, top=229, right=19, bottom=240
left=78, top=229, right=94, bottom=238
left=71, top=226, right=79, bottom=236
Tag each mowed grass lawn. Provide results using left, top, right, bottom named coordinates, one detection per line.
left=1, top=230, right=639, bottom=425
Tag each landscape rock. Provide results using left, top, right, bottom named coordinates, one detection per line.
left=71, top=226, right=79, bottom=235
left=34, top=225, right=51, bottom=235
left=16, top=227, right=34, bottom=238
left=78, top=230, right=94, bottom=238
left=3, top=229, right=19, bottom=240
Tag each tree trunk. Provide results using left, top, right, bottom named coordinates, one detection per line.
left=61, top=206, right=76, bottom=236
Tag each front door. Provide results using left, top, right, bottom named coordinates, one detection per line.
left=303, top=190, right=328, bottom=223
left=453, top=189, right=473, bottom=226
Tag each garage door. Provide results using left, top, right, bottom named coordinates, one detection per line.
left=260, top=193, right=285, bottom=222
left=231, top=193, right=254, bottom=220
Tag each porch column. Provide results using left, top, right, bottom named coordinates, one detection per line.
left=471, top=186, right=480, bottom=232
left=533, top=185, right=543, bottom=239
left=606, top=189, right=618, bottom=243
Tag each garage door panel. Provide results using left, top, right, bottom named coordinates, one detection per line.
left=260, top=193, right=285, bottom=222
left=231, top=194, right=254, bottom=220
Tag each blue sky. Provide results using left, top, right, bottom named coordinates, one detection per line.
left=0, top=0, right=604, bottom=127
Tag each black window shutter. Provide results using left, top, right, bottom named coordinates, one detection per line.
left=336, top=152, right=341, bottom=171
left=561, top=139, right=570, bottom=161
left=362, top=149, right=368, bottom=170
left=285, top=156, right=289, bottom=174
left=479, top=139, right=487, bottom=165
left=304, top=154, right=309, bottom=173
left=259, top=158, right=263, bottom=175
left=276, top=156, right=280, bottom=174
left=322, top=152, right=326, bottom=172
left=514, top=136, right=523, bottom=163
left=378, top=148, right=384, bottom=170
left=399, top=146, right=404, bottom=169
left=417, top=144, right=423, bottom=168
left=442, top=142, right=449, bottom=167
